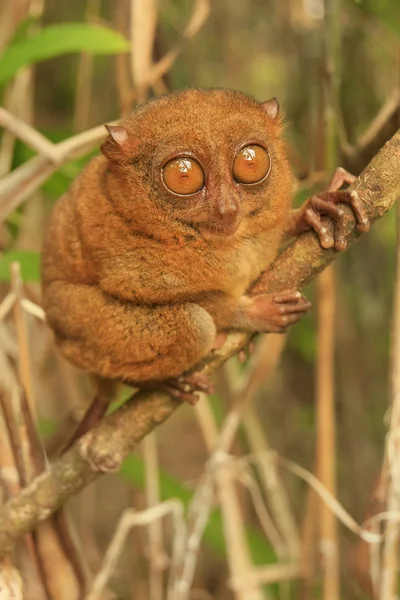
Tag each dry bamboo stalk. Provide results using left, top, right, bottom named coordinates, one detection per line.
left=142, top=433, right=167, bottom=600
left=73, top=0, right=101, bottom=133
left=379, top=203, right=400, bottom=599
left=316, top=267, right=339, bottom=599
left=130, top=0, right=159, bottom=103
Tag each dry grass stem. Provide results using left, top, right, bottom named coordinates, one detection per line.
left=134, top=0, right=210, bottom=94
left=20, top=299, right=45, bottom=321
left=142, top=432, right=168, bottom=600
left=230, top=563, right=300, bottom=591
left=243, top=404, right=300, bottom=560
left=266, top=454, right=381, bottom=544
left=86, top=499, right=186, bottom=600
left=10, top=262, right=35, bottom=415
left=0, top=120, right=118, bottom=223
left=176, top=472, right=215, bottom=599
left=235, top=468, right=286, bottom=556
left=194, top=399, right=264, bottom=600
left=0, top=107, right=56, bottom=161
left=0, top=293, right=16, bottom=321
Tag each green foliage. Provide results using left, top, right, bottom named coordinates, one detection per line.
left=0, top=251, right=40, bottom=282
left=350, top=0, right=400, bottom=34
left=0, top=23, right=129, bottom=86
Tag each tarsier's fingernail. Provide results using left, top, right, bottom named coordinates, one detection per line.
left=357, top=219, right=370, bottom=233
left=183, top=384, right=191, bottom=393
left=322, top=236, right=333, bottom=248
left=335, top=239, right=347, bottom=251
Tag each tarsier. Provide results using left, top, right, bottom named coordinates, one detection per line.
left=41, top=88, right=369, bottom=443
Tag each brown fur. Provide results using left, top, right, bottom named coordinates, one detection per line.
left=41, top=88, right=293, bottom=384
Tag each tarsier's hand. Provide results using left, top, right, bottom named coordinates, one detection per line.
left=291, top=167, right=370, bottom=251
left=232, top=290, right=311, bottom=334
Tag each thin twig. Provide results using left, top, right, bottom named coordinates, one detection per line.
left=10, top=262, right=35, bottom=415
left=125, top=0, right=210, bottom=106
left=0, top=121, right=118, bottom=223
left=0, top=107, right=56, bottom=162
left=86, top=500, right=186, bottom=600
left=343, top=88, right=400, bottom=159
left=244, top=453, right=381, bottom=545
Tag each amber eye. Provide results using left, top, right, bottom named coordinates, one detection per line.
left=162, top=157, right=204, bottom=195
left=233, top=144, right=270, bottom=184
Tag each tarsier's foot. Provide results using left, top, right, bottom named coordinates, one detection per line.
left=249, top=290, right=311, bottom=333
left=300, top=167, right=370, bottom=251
left=144, top=373, right=214, bottom=405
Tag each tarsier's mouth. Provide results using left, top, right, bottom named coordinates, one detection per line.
left=199, top=221, right=239, bottom=237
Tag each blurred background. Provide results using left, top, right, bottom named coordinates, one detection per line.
left=0, top=0, right=400, bottom=599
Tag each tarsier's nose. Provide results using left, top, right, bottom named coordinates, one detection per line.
left=215, top=197, right=239, bottom=223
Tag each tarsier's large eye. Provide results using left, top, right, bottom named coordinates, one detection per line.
left=162, top=157, right=205, bottom=195
left=233, top=145, right=270, bottom=184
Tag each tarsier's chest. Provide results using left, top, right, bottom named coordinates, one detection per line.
left=168, top=235, right=273, bottom=301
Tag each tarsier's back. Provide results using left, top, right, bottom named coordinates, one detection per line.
left=41, top=88, right=295, bottom=391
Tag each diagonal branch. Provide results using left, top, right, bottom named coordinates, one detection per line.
left=0, top=130, right=399, bottom=555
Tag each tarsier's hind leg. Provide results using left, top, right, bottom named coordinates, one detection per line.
left=43, top=281, right=217, bottom=383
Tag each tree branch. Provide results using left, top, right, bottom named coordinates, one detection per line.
left=0, top=130, right=399, bottom=555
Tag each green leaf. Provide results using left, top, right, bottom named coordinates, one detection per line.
left=0, top=251, right=40, bottom=282
left=0, top=24, right=129, bottom=85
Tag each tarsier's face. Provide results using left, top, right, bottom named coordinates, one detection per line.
left=101, top=89, right=291, bottom=238
left=158, top=143, right=271, bottom=236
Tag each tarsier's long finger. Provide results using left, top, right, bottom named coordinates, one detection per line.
left=277, top=313, right=306, bottom=330
left=277, top=298, right=312, bottom=315
left=348, top=191, right=370, bottom=233
left=327, top=190, right=370, bottom=237
left=272, top=290, right=302, bottom=303
left=303, top=205, right=335, bottom=249
left=327, top=168, right=370, bottom=235
left=327, top=167, right=356, bottom=192
left=310, top=196, right=349, bottom=251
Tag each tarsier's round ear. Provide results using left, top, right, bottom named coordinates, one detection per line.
left=260, top=97, right=280, bottom=121
left=100, top=124, right=131, bottom=161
